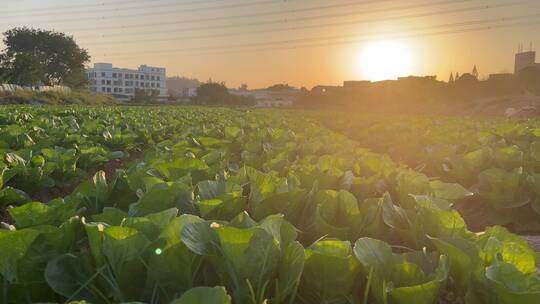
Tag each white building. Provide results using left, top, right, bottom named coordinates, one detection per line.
left=86, top=63, right=167, bottom=99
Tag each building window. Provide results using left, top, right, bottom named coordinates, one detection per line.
left=101, top=80, right=105, bottom=85
left=101, top=72, right=106, bottom=77
left=106, top=80, right=111, bottom=85
left=151, top=83, right=155, bottom=88
left=102, top=87, right=106, bottom=92
left=112, top=73, right=117, bottom=78
left=107, top=88, right=111, bottom=92
left=119, top=88, right=123, bottom=93
left=157, top=83, right=160, bottom=88
left=151, top=76, right=155, bottom=81
left=157, top=76, right=160, bottom=81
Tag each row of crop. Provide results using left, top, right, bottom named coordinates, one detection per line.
left=0, top=106, right=241, bottom=202
left=313, top=113, right=540, bottom=231
left=1, top=107, right=539, bottom=303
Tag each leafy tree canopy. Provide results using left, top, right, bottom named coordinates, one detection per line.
left=0, top=27, right=90, bottom=88
left=192, top=81, right=254, bottom=106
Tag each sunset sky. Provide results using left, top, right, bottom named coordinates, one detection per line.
left=1, top=0, right=540, bottom=88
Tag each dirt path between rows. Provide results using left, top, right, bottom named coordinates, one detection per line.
left=522, top=236, right=540, bottom=253
left=31, top=150, right=144, bottom=203
left=0, top=150, right=144, bottom=225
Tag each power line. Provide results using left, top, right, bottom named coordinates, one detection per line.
left=99, top=19, right=540, bottom=60
left=1, top=0, right=232, bottom=16
left=253, top=20, right=540, bottom=55
left=80, top=1, right=520, bottom=46
left=69, top=0, right=397, bottom=33
left=75, top=0, right=531, bottom=42
left=73, top=0, right=476, bottom=39
left=94, top=14, right=540, bottom=57
left=0, top=0, right=292, bottom=24
left=1, top=0, right=163, bottom=14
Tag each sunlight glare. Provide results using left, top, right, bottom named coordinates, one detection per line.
left=358, top=40, right=413, bottom=81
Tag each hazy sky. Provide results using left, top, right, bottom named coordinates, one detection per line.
left=1, top=0, right=540, bottom=88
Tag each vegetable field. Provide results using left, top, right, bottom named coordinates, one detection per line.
left=315, top=113, right=540, bottom=232
left=1, top=106, right=539, bottom=304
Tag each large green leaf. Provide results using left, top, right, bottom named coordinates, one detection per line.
left=128, top=182, right=190, bottom=216
left=298, top=239, right=360, bottom=304
left=101, top=226, right=151, bottom=274
left=485, top=262, right=540, bottom=304
left=44, top=253, right=96, bottom=301
left=354, top=237, right=395, bottom=277
left=428, top=236, right=483, bottom=292
left=274, top=241, right=305, bottom=302
left=477, top=168, right=529, bottom=209
left=0, top=229, right=41, bottom=282
left=9, top=199, right=79, bottom=228
left=170, top=286, right=231, bottom=304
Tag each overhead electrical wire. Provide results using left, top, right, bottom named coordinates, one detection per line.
left=1, top=0, right=241, bottom=16
left=80, top=1, right=524, bottom=45
left=95, top=14, right=540, bottom=57
left=98, top=18, right=540, bottom=59
left=71, top=0, right=477, bottom=38
left=2, top=0, right=167, bottom=15
left=0, top=0, right=296, bottom=24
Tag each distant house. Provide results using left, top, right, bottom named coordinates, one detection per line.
left=489, top=73, right=514, bottom=81
left=515, top=50, right=540, bottom=74
left=167, top=76, right=200, bottom=101
left=229, top=85, right=302, bottom=107
left=311, top=85, right=342, bottom=94
left=343, top=80, right=371, bottom=90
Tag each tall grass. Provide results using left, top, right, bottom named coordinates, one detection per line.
left=0, top=89, right=118, bottom=105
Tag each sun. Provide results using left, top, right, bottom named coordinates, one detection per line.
left=357, top=40, right=413, bottom=81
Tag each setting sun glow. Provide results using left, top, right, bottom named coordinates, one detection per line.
left=358, top=41, right=413, bottom=81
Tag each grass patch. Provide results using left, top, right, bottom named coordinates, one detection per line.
left=0, top=89, right=118, bottom=105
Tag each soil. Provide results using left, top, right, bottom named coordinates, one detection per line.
left=31, top=149, right=144, bottom=203
left=469, top=94, right=540, bottom=116
left=522, top=235, right=540, bottom=253
left=0, top=150, right=146, bottom=227
left=0, top=207, right=12, bottom=225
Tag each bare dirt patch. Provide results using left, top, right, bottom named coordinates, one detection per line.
left=31, top=149, right=144, bottom=203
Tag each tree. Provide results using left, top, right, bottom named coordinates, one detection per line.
left=0, top=53, right=44, bottom=86
left=0, top=27, right=90, bottom=88
left=267, top=83, right=293, bottom=91
left=192, top=81, right=254, bottom=106
left=132, top=88, right=159, bottom=104
left=472, top=65, right=479, bottom=79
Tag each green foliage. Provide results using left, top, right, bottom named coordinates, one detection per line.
left=0, top=27, right=90, bottom=88
left=0, top=89, right=117, bottom=105
left=0, top=106, right=538, bottom=304
left=170, top=286, right=231, bottom=304
left=316, top=112, right=540, bottom=231
left=192, top=81, right=255, bottom=106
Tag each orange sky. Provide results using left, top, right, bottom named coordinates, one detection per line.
left=1, top=0, right=540, bottom=88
